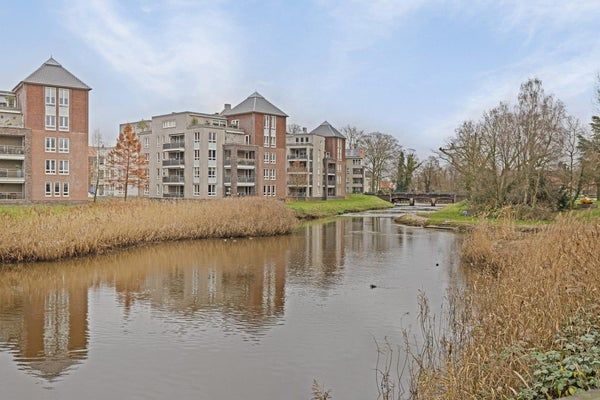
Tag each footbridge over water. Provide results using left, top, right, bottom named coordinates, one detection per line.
left=377, top=192, right=462, bottom=206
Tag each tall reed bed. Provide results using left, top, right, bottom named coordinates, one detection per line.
left=0, top=198, right=297, bottom=263
left=413, top=216, right=600, bottom=399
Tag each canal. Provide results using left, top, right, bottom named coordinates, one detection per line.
left=0, top=210, right=461, bottom=399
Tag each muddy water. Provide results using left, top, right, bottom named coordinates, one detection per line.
left=0, top=213, right=461, bottom=399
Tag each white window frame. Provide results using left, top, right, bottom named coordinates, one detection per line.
left=208, top=149, right=216, bottom=161
left=58, top=138, right=69, bottom=153
left=264, top=153, right=269, bottom=163
left=208, top=166, right=216, bottom=179
left=58, top=160, right=69, bottom=175
left=45, top=159, right=56, bottom=174
left=208, top=184, right=216, bottom=197
left=45, top=137, right=56, bottom=152
left=271, top=153, right=276, bottom=163
left=45, top=115, right=56, bottom=130
left=54, top=182, right=61, bottom=197
left=194, top=150, right=200, bottom=161
left=208, top=132, right=216, bottom=143
left=194, top=167, right=200, bottom=179
left=144, top=137, right=149, bottom=148
left=194, top=132, right=200, bottom=144
left=162, top=120, right=176, bottom=129
left=45, top=182, right=52, bottom=197
left=45, top=87, right=56, bottom=106
left=59, top=88, right=69, bottom=107
left=62, top=182, right=69, bottom=197
left=264, top=169, right=269, bottom=180
left=193, top=184, right=201, bottom=196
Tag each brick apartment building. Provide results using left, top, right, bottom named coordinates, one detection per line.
left=345, top=148, right=366, bottom=194
left=0, top=57, right=90, bottom=203
left=285, top=121, right=347, bottom=199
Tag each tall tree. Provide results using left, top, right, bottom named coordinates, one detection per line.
left=393, top=149, right=421, bottom=192
left=341, top=125, right=365, bottom=150
left=362, top=132, right=399, bottom=192
left=107, top=124, right=148, bottom=201
left=91, top=129, right=103, bottom=203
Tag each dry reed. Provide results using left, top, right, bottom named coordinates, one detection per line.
left=0, top=198, right=297, bottom=263
left=414, top=216, right=600, bottom=399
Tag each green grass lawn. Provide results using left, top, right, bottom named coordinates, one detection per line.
left=0, top=204, right=75, bottom=218
left=286, top=194, right=393, bottom=219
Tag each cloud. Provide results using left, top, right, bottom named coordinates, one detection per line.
left=61, top=0, right=240, bottom=104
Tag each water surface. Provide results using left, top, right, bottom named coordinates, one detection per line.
left=0, top=213, right=460, bottom=399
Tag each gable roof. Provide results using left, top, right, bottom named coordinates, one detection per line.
left=221, top=91, right=288, bottom=117
left=15, top=57, right=91, bottom=91
left=309, top=121, right=345, bottom=139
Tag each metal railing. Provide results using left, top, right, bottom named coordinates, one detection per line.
left=162, top=159, right=185, bottom=166
left=224, top=176, right=255, bottom=183
left=224, top=158, right=256, bottom=166
left=163, top=142, right=185, bottom=150
left=0, top=192, right=23, bottom=200
left=287, top=154, right=309, bottom=160
left=162, top=175, right=185, bottom=183
left=0, top=168, right=24, bottom=178
left=0, top=144, right=24, bottom=155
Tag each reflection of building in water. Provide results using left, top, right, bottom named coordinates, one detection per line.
left=0, top=286, right=88, bottom=380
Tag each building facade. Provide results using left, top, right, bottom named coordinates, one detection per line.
left=345, top=148, right=366, bottom=194
left=0, top=58, right=90, bottom=203
left=221, top=92, right=288, bottom=199
left=285, top=121, right=347, bottom=199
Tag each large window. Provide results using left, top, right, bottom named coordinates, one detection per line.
left=193, top=185, right=200, bottom=196
left=58, top=160, right=69, bottom=175
left=208, top=132, right=216, bottom=143
left=208, top=167, right=216, bottom=179
left=45, top=115, right=56, bottom=130
left=162, top=120, right=176, bottom=129
left=58, top=138, right=69, bottom=153
left=45, top=159, right=56, bottom=174
left=45, top=87, right=56, bottom=105
left=194, top=150, right=200, bottom=161
left=208, top=149, right=216, bottom=161
left=208, top=184, right=216, bottom=196
left=59, top=88, right=69, bottom=106
left=45, top=137, right=56, bottom=152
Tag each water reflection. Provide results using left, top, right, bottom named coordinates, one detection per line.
left=0, top=217, right=461, bottom=400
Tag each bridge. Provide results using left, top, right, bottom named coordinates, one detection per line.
left=376, top=192, right=460, bottom=206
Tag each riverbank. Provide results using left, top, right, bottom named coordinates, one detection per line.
left=394, top=201, right=600, bottom=231
left=286, top=194, right=393, bottom=219
left=413, top=217, right=600, bottom=399
left=0, top=198, right=297, bottom=263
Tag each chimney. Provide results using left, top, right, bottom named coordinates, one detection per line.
left=224, top=103, right=231, bottom=110
left=302, top=127, right=307, bottom=133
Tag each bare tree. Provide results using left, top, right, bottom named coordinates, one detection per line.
left=362, top=132, right=399, bottom=192
left=287, top=123, right=304, bottom=135
left=91, top=130, right=103, bottom=203
left=341, top=125, right=365, bottom=150
left=559, top=117, right=586, bottom=208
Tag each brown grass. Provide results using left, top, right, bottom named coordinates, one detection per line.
left=414, top=216, right=600, bottom=398
left=0, top=198, right=297, bottom=263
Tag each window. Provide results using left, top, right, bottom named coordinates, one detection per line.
left=272, top=185, right=276, bottom=197
left=58, top=160, right=69, bottom=175
left=272, top=169, right=277, bottom=180
left=264, top=153, right=269, bottom=163
left=271, top=153, right=276, bottom=163
left=193, top=167, right=200, bottom=179
left=264, top=135, right=269, bottom=147
left=144, top=185, right=149, bottom=196
left=264, top=115, right=269, bottom=128
left=156, top=168, right=161, bottom=178
left=59, top=88, right=69, bottom=106
left=264, top=169, right=269, bottom=180
left=270, top=115, right=276, bottom=128
left=62, top=182, right=69, bottom=197
left=45, top=182, right=52, bottom=197
left=58, top=138, right=69, bottom=153
left=144, top=137, right=149, bottom=148
left=194, top=150, right=200, bottom=161
left=208, top=167, right=216, bottom=179
left=156, top=184, right=161, bottom=195
left=193, top=184, right=200, bottom=196
left=45, top=87, right=56, bottom=105
left=45, top=159, right=56, bottom=174
left=45, top=115, right=56, bottom=129
left=45, top=137, right=56, bottom=152
left=194, top=132, right=200, bottom=144
left=54, top=182, right=61, bottom=196
left=208, top=132, right=216, bottom=143
left=244, top=135, right=250, bottom=145
left=208, top=149, right=216, bottom=161
left=271, top=134, right=276, bottom=148
left=208, top=184, right=216, bottom=196
left=231, top=119, right=239, bottom=128
left=162, top=120, right=176, bottom=129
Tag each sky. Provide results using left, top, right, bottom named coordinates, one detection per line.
left=1, top=0, right=599, bottom=156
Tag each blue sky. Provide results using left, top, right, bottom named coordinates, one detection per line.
left=1, top=0, right=599, bottom=156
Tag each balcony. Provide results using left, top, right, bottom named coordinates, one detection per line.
left=162, top=159, right=185, bottom=167
left=163, top=192, right=184, bottom=198
left=0, top=144, right=25, bottom=160
left=0, top=192, right=23, bottom=200
left=287, top=153, right=309, bottom=160
left=163, top=141, right=185, bottom=151
left=224, top=176, right=255, bottom=184
left=162, top=175, right=185, bottom=184
left=0, top=169, right=25, bottom=183
left=224, top=158, right=256, bottom=168
left=327, top=168, right=336, bottom=175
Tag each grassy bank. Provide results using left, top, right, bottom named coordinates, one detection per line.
left=287, top=194, right=393, bottom=219
left=413, top=217, right=600, bottom=399
left=0, top=198, right=297, bottom=263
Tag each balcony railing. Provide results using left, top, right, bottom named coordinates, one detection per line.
left=162, top=175, right=185, bottom=183
left=0, top=169, right=24, bottom=178
left=224, top=176, right=255, bottom=183
left=163, top=142, right=185, bottom=150
left=0, top=144, right=24, bottom=155
left=162, top=159, right=185, bottom=166
left=163, top=192, right=184, bottom=198
left=224, top=158, right=256, bottom=166
left=327, top=168, right=336, bottom=174
left=287, top=154, right=308, bottom=160
left=0, top=192, right=23, bottom=200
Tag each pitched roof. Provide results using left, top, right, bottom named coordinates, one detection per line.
left=16, top=57, right=91, bottom=91
left=309, top=121, right=346, bottom=139
left=221, top=91, right=288, bottom=117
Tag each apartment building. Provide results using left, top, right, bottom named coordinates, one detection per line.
left=122, top=112, right=254, bottom=199
left=286, top=129, right=325, bottom=198
left=285, top=121, right=347, bottom=199
left=0, top=58, right=90, bottom=203
left=345, top=148, right=366, bottom=194
left=221, top=92, right=288, bottom=199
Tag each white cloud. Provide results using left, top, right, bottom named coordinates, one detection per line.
left=61, top=0, right=241, bottom=105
